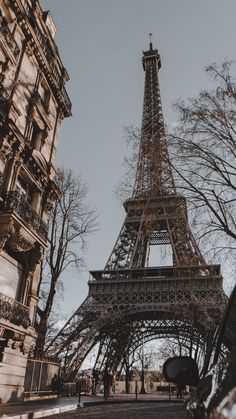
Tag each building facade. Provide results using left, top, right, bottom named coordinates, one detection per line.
left=0, top=0, right=71, bottom=402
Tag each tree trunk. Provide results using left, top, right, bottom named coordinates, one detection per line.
left=125, top=373, right=130, bottom=393
left=34, top=314, right=48, bottom=358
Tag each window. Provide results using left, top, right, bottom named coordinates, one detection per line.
left=42, top=89, right=50, bottom=111
left=15, top=176, right=34, bottom=205
left=0, top=340, right=7, bottom=362
left=38, top=80, right=51, bottom=112
left=30, top=122, right=43, bottom=150
left=0, top=250, right=23, bottom=300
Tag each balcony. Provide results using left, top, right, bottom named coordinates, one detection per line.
left=10, top=0, right=72, bottom=117
left=31, top=25, right=72, bottom=115
left=1, top=190, right=48, bottom=242
left=61, top=85, right=72, bottom=114
left=0, top=12, right=20, bottom=59
left=0, top=292, right=31, bottom=328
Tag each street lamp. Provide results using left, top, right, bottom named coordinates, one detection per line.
left=77, top=370, right=85, bottom=405
left=140, top=327, right=146, bottom=394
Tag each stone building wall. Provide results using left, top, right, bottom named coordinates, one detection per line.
left=0, top=0, right=71, bottom=402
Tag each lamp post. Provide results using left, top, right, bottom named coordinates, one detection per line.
left=77, top=371, right=85, bottom=405
left=140, top=327, right=146, bottom=394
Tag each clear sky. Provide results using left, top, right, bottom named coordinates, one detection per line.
left=40, top=0, right=236, bottom=319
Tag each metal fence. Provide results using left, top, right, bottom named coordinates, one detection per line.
left=24, top=358, right=61, bottom=395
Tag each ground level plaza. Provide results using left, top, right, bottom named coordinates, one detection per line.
left=0, top=394, right=186, bottom=418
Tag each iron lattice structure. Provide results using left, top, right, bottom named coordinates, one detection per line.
left=45, top=43, right=226, bottom=379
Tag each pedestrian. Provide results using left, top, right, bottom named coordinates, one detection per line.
left=51, top=374, right=58, bottom=395
left=57, top=375, right=62, bottom=398
left=103, top=368, right=110, bottom=400
left=176, top=383, right=184, bottom=399
left=51, top=374, right=62, bottom=397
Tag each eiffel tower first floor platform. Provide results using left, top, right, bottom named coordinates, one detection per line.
left=45, top=264, right=227, bottom=379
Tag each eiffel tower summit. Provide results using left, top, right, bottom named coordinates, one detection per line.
left=46, top=40, right=226, bottom=378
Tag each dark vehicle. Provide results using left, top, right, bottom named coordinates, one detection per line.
left=163, top=284, right=236, bottom=418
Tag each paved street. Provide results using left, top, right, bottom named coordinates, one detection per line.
left=0, top=394, right=187, bottom=418
left=44, top=402, right=188, bottom=419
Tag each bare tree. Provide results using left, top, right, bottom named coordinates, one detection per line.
left=115, top=126, right=140, bottom=202
left=169, top=62, right=236, bottom=272
left=34, top=168, right=97, bottom=357
left=133, top=344, right=155, bottom=394
left=122, top=344, right=138, bottom=393
left=158, top=335, right=200, bottom=362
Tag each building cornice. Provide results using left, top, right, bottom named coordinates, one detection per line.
left=11, top=0, right=72, bottom=118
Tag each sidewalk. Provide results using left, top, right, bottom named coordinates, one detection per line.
left=0, top=394, right=182, bottom=419
left=0, top=396, right=79, bottom=419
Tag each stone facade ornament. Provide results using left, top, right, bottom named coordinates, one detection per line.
left=0, top=217, right=15, bottom=251
left=8, top=232, right=35, bottom=252
left=27, top=243, right=44, bottom=275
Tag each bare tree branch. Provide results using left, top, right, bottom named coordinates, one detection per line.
left=34, top=168, right=98, bottom=357
left=168, top=61, right=236, bottom=268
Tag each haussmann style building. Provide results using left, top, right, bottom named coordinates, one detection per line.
left=0, top=0, right=71, bottom=402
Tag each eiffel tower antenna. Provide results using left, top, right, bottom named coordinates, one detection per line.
left=45, top=44, right=226, bottom=380
left=149, top=32, right=153, bottom=48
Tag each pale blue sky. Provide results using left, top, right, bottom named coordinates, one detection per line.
left=40, top=0, right=236, bottom=318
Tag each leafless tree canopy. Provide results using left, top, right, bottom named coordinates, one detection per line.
left=47, top=168, right=97, bottom=273
left=169, top=62, right=236, bottom=270
left=158, top=335, right=201, bottom=362
left=115, top=126, right=140, bottom=202
left=34, top=168, right=97, bottom=357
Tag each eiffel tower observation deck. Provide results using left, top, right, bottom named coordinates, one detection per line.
left=45, top=41, right=226, bottom=379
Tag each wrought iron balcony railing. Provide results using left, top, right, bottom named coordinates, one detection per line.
left=61, top=85, right=72, bottom=113
left=9, top=1, right=71, bottom=115
left=1, top=190, right=48, bottom=241
left=0, top=292, right=31, bottom=328
left=30, top=22, right=72, bottom=114
left=24, top=5, right=72, bottom=115
left=0, top=11, right=20, bottom=59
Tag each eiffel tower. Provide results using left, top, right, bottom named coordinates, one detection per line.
left=45, top=41, right=226, bottom=379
